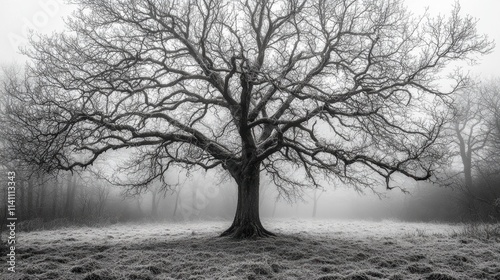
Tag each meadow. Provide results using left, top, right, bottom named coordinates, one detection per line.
left=2, top=219, right=499, bottom=280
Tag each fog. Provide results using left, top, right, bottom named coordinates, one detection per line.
left=36, top=168, right=458, bottom=225
left=0, top=143, right=488, bottom=231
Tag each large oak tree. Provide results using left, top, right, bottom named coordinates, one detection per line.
left=12, top=0, right=492, bottom=238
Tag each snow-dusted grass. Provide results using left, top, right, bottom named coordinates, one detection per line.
left=2, top=219, right=500, bottom=280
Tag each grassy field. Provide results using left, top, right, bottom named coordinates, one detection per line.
left=1, top=219, right=499, bottom=280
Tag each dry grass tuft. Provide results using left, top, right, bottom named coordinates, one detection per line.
left=451, top=223, right=500, bottom=240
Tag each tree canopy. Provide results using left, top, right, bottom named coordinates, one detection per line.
left=5, top=0, right=493, bottom=237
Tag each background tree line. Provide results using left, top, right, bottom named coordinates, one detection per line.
left=403, top=79, right=500, bottom=222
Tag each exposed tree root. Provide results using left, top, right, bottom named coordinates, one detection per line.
left=220, top=222, right=276, bottom=239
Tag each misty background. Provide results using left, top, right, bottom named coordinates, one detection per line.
left=0, top=0, right=499, bottom=231
left=1, top=161, right=498, bottom=231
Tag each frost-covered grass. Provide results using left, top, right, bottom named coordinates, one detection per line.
left=2, top=219, right=500, bottom=280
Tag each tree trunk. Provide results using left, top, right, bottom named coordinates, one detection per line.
left=191, top=183, right=200, bottom=216
left=135, top=197, right=142, bottom=218
left=312, top=189, right=320, bottom=218
left=65, top=175, right=71, bottom=219
left=151, top=191, right=158, bottom=218
left=312, top=198, right=318, bottom=218
left=65, top=174, right=76, bottom=220
left=38, top=175, right=46, bottom=218
left=220, top=163, right=275, bottom=238
left=27, top=177, right=33, bottom=219
left=52, top=177, right=59, bottom=218
left=172, top=188, right=181, bottom=219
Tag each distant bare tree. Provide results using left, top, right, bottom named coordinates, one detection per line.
left=452, top=87, right=489, bottom=186
left=311, top=189, right=324, bottom=218
left=171, top=185, right=182, bottom=220
left=79, top=184, right=93, bottom=217
left=95, top=183, right=110, bottom=216
left=0, top=67, right=41, bottom=172
left=449, top=80, right=500, bottom=219
left=475, top=80, right=500, bottom=217
left=150, top=184, right=165, bottom=218
left=51, top=176, right=61, bottom=218
left=10, top=0, right=492, bottom=237
left=480, top=80, right=500, bottom=171
left=65, top=174, right=78, bottom=220
left=0, top=66, right=59, bottom=221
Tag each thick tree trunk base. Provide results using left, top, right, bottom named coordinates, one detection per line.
left=222, top=162, right=273, bottom=239
left=220, top=221, right=276, bottom=239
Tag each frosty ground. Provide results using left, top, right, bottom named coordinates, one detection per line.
left=2, top=219, right=500, bottom=280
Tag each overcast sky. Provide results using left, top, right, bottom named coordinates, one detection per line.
left=0, top=0, right=498, bottom=76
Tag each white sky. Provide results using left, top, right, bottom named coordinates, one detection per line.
left=0, top=0, right=498, bottom=77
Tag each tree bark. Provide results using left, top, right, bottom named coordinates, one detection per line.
left=220, top=163, right=275, bottom=238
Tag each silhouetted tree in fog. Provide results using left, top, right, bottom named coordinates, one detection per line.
left=149, top=184, right=165, bottom=219
left=0, top=67, right=50, bottom=222
left=449, top=80, right=500, bottom=220
left=6, top=0, right=493, bottom=237
left=311, top=189, right=323, bottom=218
left=481, top=80, right=500, bottom=172
left=485, top=81, right=500, bottom=212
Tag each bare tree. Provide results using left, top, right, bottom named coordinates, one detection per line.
left=474, top=80, right=500, bottom=217
left=11, top=0, right=492, bottom=237
left=452, top=87, right=490, bottom=189
left=79, top=184, right=93, bottom=217
left=171, top=185, right=182, bottom=220
left=451, top=86, right=489, bottom=214
left=311, top=189, right=324, bottom=218
left=480, top=80, right=500, bottom=171
left=64, top=174, right=77, bottom=220
left=0, top=66, right=60, bottom=222
left=52, top=176, right=60, bottom=218
left=150, top=184, right=165, bottom=219
left=448, top=80, right=500, bottom=219
left=95, top=183, right=110, bottom=217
